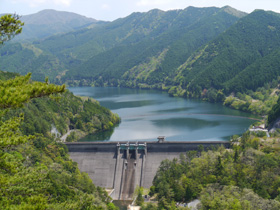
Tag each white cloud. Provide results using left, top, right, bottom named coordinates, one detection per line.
left=136, top=0, right=173, bottom=7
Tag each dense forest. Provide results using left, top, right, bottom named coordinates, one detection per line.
left=1, top=7, right=280, bottom=117
left=0, top=71, right=119, bottom=209
left=140, top=132, right=280, bottom=209
left=65, top=6, right=243, bottom=85
left=0, top=70, right=120, bottom=141
left=7, top=89, right=120, bottom=141
left=0, top=6, right=244, bottom=82
left=268, top=97, right=280, bottom=126
left=1, top=133, right=117, bottom=209
left=0, top=14, right=119, bottom=208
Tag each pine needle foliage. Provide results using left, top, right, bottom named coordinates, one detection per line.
left=0, top=72, right=65, bottom=109
left=0, top=73, right=65, bottom=148
left=0, top=14, right=24, bottom=45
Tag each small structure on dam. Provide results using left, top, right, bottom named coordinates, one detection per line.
left=66, top=140, right=229, bottom=200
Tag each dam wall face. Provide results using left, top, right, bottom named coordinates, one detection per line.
left=66, top=141, right=230, bottom=200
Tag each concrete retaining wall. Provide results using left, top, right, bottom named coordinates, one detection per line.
left=66, top=141, right=230, bottom=200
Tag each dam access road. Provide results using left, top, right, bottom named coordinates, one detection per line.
left=65, top=140, right=230, bottom=200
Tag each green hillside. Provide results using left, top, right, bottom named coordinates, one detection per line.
left=0, top=6, right=245, bottom=82
left=0, top=70, right=19, bottom=80
left=4, top=90, right=120, bottom=139
left=0, top=43, right=65, bottom=81
left=0, top=71, right=120, bottom=140
left=40, top=7, right=224, bottom=60
left=65, top=9, right=280, bottom=102
left=64, top=6, right=245, bottom=85
left=180, top=10, right=280, bottom=94
left=0, top=71, right=118, bottom=209
left=2, top=7, right=280, bottom=116
left=144, top=132, right=280, bottom=209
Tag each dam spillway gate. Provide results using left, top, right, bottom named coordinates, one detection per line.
left=117, top=142, right=146, bottom=200
left=66, top=141, right=230, bottom=200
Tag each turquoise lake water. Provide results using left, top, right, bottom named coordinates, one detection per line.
left=69, top=87, right=259, bottom=142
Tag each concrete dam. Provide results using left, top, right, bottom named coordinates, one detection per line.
left=66, top=140, right=230, bottom=200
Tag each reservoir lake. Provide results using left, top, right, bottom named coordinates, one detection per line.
left=69, top=87, right=259, bottom=142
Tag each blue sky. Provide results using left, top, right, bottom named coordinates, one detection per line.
left=1, top=0, right=280, bottom=21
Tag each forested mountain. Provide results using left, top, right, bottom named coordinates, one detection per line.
left=14, top=9, right=100, bottom=41
left=67, top=9, right=280, bottom=99
left=65, top=6, right=245, bottom=86
left=1, top=6, right=280, bottom=107
left=38, top=6, right=238, bottom=60
left=0, top=42, right=65, bottom=81
left=0, top=6, right=245, bottom=82
left=178, top=10, right=280, bottom=94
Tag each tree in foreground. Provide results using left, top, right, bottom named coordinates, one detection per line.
left=0, top=73, right=65, bottom=148
left=0, top=13, right=65, bottom=148
left=0, top=73, right=118, bottom=209
left=0, top=14, right=117, bottom=209
left=0, top=14, right=24, bottom=44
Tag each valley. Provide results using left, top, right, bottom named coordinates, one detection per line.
left=2, top=4, right=280, bottom=209
left=1, top=6, right=280, bottom=117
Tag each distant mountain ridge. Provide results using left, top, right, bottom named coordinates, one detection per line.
left=21, top=9, right=97, bottom=25
left=64, top=6, right=247, bottom=85
left=13, top=9, right=102, bottom=41
left=4, top=5, right=280, bottom=99
left=0, top=6, right=246, bottom=83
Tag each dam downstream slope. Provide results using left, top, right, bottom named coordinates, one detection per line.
left=121, top=152, right=136, bottom=200
left=66, top=141, right=230, bottom=200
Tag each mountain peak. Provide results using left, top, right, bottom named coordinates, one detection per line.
left=221, top=5, right=247, bottom=18
left=15, top=10, right=99, bottom=40
left=22, top=9, right=97, bottom=25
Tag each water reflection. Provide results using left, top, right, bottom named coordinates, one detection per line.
left=99, top=99, right=156, bottom=110
left=153, top=107, right=193, bottom=113
left=79, top=129, right=115, bottom=142
left=151, top=117, right=220, bottom=130
left=69, top=87, right=259, bottom=142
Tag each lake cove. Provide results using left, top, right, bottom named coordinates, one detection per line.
left=68, top=87, right=259, bottom=142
